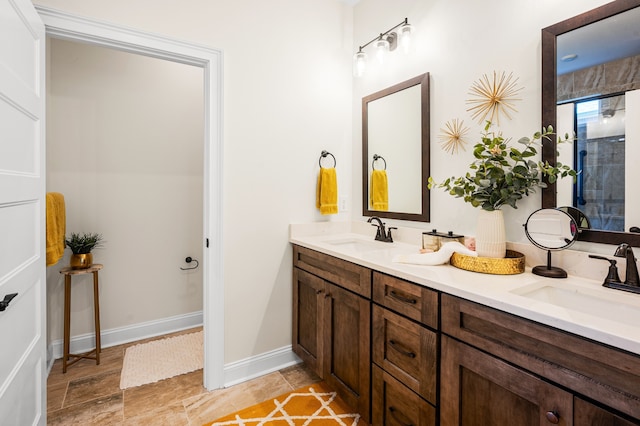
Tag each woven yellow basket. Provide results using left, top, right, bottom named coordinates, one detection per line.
left=450, top=249, right=525, bottom=275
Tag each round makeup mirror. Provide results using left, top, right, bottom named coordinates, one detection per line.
left=524, top=208, right=579, bottom=278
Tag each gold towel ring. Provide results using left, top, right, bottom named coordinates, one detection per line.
left=372, top=154, right=387, bottom=171
left=319, top=150, right=337, bottom=168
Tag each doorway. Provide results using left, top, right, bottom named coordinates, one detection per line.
left=37, top=5, right=224, bottom=390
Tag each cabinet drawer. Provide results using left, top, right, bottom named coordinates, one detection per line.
left=442, top=294, right=640, bottom=421
left=293, top=245, right=371, bottom=298
left=372, top=364, right=436, bottom=426
left=373, top=272, right=438, bottom=329
left=373, top=305, right=437, bottom=404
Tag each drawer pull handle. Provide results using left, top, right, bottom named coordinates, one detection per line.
left=389, top=340, right=416, bottom=358
left=389, top=406, right=413, bottom=426
left=389, top=290, right=417, bottom=305
left=545, top=411, right=560, bottom=424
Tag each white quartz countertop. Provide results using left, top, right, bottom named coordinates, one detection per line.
left=290, top=221, right=640, bottom=356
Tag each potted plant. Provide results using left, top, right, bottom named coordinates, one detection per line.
left=65, top=232, right=104, bottom=269
left=429, top=121, right=576, bottom=257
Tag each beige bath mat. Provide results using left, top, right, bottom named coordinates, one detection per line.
left=120, top=330, right=203, bottom=389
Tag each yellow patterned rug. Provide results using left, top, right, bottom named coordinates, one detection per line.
left=204, top=382, right=361, bottom=425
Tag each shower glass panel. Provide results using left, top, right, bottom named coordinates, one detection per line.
left=575, top=94, right=626, bottom=231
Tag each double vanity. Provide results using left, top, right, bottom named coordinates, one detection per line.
left=290, top=221, right=640, bottom=425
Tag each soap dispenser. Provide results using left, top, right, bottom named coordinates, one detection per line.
left=588, top=255, right=621, bottom=286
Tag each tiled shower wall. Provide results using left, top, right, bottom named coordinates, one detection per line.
left=576, top=129, right=626, bottom=232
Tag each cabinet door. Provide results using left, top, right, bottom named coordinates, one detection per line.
left=372, top=365, right=436, bottom=426
left=574, top=398, right=640, bottom=426
left=292, top=268, right=325, bottom=377
left=441, top=336, right=573, bottom=426
left=324, top=283, right=371, bottom=422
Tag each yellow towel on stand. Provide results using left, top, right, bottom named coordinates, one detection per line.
left=370, top=169, right=388, bottom=211
left=316, top=167, right=338, bottom=215
left=46, top=192, right=66, bottom=266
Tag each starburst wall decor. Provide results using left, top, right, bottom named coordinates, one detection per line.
left=438, top=118, right=470, bottom=154
left=466, top=71, right=522, bottom=125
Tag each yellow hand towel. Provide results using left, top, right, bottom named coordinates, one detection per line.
left=370, top=169, right=388, bottom=211
left=316, top=167, right=338, bottom=215
left=46, top=192, right=66, bottom=266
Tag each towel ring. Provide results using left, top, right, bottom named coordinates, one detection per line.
left=319, top=150, right=337, bottom=168
left=180, top=256, right=199, bottom=270
left=372, top=154, right=387, bottom=171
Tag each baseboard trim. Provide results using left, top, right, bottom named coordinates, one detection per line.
left=47, top=311, right=302, bottom=389
left=49, top=310, right=203, bottom=361
left=223, top=346, right=302, bottom=388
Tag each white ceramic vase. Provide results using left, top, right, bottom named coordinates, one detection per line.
left=475, top=209, right=506, bottom=258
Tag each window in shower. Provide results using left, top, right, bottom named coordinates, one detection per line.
left=575, top=94, right=626, bottom=232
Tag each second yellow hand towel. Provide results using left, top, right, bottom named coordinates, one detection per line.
left=46, top=192, right=66, bottom=266
left=316, top=167, right=338, bottom=215
left=370, top=169, right=388, bottom=211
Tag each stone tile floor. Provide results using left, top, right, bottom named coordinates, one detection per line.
left=47, top=327, right=321, bottom=425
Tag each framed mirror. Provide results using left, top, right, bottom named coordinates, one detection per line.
left=362, top=73, right=430, bottom=222
left=541, top=0, right=640, bottom=246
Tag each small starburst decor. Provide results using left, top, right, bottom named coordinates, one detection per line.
left=466, top=71, right=522, bottom=125
left=439, top=118, right=470, bottom=154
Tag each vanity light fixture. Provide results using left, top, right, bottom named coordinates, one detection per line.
left=353, top=18, right=414, bottom=77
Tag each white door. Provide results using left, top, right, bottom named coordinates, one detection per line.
left=0, top=0, right=47, bottom=424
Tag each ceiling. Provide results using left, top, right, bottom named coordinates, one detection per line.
left=557, top=6, right=640, bottom=75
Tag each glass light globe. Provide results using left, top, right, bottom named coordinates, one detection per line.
left=375, top=37, right=390, bottom=63
left=398, top=23, right=414, bottom=53
left=353, top=51, right=367, bottom=77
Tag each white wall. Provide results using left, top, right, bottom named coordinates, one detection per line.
left=45, top=39, right=204, bottom=343
left=37, top=0, right=616, bottom=367
left=36, top=0, right=354, bottom=364
left=352, top=0, right=611, bottom=245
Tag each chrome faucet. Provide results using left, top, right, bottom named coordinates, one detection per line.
left=614, top=243, right=640, bottom=287
left=367, top=216, right=396, bottom=243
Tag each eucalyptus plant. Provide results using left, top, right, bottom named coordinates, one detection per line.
left=65, top=232, right=104, bottom=254
left=428, top=121, right=577, bottom=211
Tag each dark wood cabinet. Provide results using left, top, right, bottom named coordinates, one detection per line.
left=371, top=272, right=439, bottom=425
left=441, top=294, right=640, bottom=425
left=292, top=245, right=371, bottom=422
left=372, top=365, right=436, bottom=426
left=372, top=303, right=437, bottom=404
left=574, top=398, right=640, bottom=426
left=292, top=267, right=324, bottom=377
left=441, top=335, right=573, bottom=426
left=323, top=283, right=370, bottom=420
left=292, top=243, right=640, bottom=425
left=373, top=271, right=438, bottom=329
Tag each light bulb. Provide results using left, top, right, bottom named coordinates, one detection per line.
left=375, top=37, right=389, bottom=63
left=353, top=51, right=367, bottom=77
left=398, top=23, right=414, bottom=54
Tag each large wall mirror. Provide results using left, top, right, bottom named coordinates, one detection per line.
left=541, top=0, right=640, bottom=246
left=362, top=73, right=430, bottom=222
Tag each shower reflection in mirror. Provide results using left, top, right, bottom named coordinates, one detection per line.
left=557, top=91, right=640, bottom=232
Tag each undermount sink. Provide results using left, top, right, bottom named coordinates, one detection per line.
left=510, top=280, right=640, bottom=325
left=324, top=237, right=393, bottom=253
